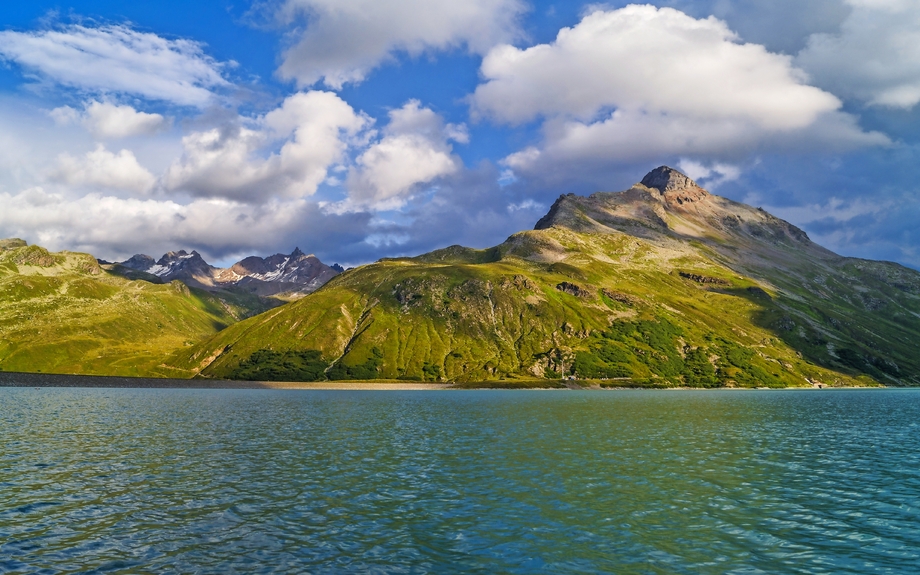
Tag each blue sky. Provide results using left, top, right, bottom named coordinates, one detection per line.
left=0, top=0, right=918, bottom=269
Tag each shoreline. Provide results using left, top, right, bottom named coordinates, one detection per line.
left=0, top=371, right=450, bottom=390
left=0, top=371, right=891, bottom=391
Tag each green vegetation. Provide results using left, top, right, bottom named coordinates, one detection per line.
left=166, top=184, right=920, bottom=388
left=0, top=242, right=262, bottom=377
left=327, top=347, right=383, bottom=380
left=229, top=349, right=327, bottom=381
left=571, top=319, right=791, bottom=387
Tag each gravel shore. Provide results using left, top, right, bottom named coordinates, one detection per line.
left=0, top=371, right=448, bottom=390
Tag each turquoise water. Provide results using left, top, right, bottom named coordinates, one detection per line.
left=1, top=388, right=919, bottom=574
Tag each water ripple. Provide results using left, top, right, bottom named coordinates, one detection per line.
left=2, top=388, right=920, bottom=573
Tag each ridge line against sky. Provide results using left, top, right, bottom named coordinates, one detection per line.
left=0, top=0, right=918, bottom=268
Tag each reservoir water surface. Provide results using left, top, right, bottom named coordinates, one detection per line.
left=1, top=387, right=918, bottom=573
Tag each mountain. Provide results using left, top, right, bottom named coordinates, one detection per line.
left=119, top=248, right=339, bottom=297
left=168, top=166, right=920, bottom=387
left=0, top=240, right=254, bottom=377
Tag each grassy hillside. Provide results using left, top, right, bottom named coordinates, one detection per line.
left=166, top=228, right=901, bottom=387
left=167, top=169, right=920, bottom=387
left=0, top=240, right=262, bottom=377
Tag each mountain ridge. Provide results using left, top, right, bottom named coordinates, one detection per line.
left=168, top=166, right=920, bottom=386
left=118, top=247, right=340, bottom=298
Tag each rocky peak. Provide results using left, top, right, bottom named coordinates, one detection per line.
left=534, top=193, right=580, bottom=230
left=639, top=166, right=709, bottom=208
left=640, top=166, right=700, bottom=193
left=120, top=254, right=156, bottom=271
left=158, top=250, right=204, bottom=265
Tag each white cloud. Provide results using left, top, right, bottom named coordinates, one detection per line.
left=666, top=0, right=852, bottom=55
left=759, top=196, right=891, bottom=225
left=49, top=144, right=156, bottom=193
left=82, top=101, right=168, bottom=138
left=275, top=0, right=526, bottom=88
left=501, top=108, right=887, bottom=181
left=507, top=199, right=543, bottom=212
left=0, top=24, right=229, bottom=107
left=345, top=100, right=464, bottom=210
left=797, top=0, right=920, bottom=108
left=472, top=5, right=841, bottom=127
left=478, top=5, right=886, bottom=184
left=49, top=105, right=81, bottom=126
left=0, top=189, right=318, bottom=260
left=163, top=91, right=368, bottom=201
left=677, top=159, right=741, bottom=188
left=50, top=101, right=168, bottom=139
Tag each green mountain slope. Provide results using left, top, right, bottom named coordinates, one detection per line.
left=0, top=240, right=262, bottom=377
left=169, top=167, right=920, bottom=387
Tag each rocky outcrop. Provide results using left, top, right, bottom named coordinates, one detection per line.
left=640, top=165, right=700, bottom=193
left=556, top=281, right=592, bottom=298
left=679, top=272, right=729, bottom=285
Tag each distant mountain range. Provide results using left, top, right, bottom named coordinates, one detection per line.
left=115, top=248, right=341, bottom=298
left=0, top=241, right=340, bottom=377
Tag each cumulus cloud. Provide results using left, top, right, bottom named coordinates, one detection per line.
left=373, top=163, right=545, bottom=258
left=275, top=0, right=526, bottom=88
left=0, top=24, right=229, bottom=107
left=500, top=104, right=886, bottom=186
left=50, top=101, right=168, bottom=139
left=797, top=0, right=920, bottom=108
left=476, top=5, right=886, bottom=185
left=758, top=194, right=920, bottom=265
left=163, top=91, right=368, bottom=201
left=677, top=159, right=741, bottom=189
left=471, top=5, right=841, bottom=127
left=344, top=100, right=465, bottom=210
left=49, top=144, right=156, bottom=193
left=665, top=0, right=852, bottom=55
left=0, top=188, right=374, bottom=263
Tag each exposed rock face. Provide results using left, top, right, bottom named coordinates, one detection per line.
left=535, top=166, right=817, bottom=252
left=121, top=254, right=157, bottom=271
left=215, top=248, right=339, bottom=296
left=679, top=272, right=729, bottom=285
left=534, top=194, right=577, bottom=230
left=639, top=165, right=711, bottom=208
left=118, top=248, right=339, bottom=296
left=149, top=251, right=216, bottom=287
left=640, top=165, right=700, bottom=193
left=556, top=281, right=592, bottom=298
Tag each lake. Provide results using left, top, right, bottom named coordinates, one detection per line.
left=1, top=387, right=919, bottom=573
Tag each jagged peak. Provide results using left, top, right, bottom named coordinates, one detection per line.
left=639, top=166, right=703, bottom=194
left=534, top=193, right=578, bottom=230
